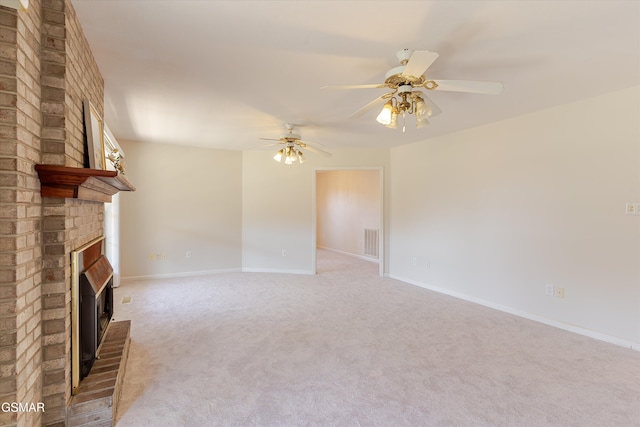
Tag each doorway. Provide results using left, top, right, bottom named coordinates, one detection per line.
left=313, top=168, right=384, bottom=276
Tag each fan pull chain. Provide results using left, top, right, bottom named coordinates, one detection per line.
left=402, top=112, right=406, bottom=133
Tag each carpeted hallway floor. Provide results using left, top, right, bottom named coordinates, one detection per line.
left=113, top=250, right=640, bottom=426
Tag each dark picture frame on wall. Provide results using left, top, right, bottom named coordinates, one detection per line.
left=83, top=99, right=105, bottom=170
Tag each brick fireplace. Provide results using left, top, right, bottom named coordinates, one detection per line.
left=0, top=1, right=127, bottom=426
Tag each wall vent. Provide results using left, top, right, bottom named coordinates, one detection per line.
left=364, top=228, right=379, bottom=258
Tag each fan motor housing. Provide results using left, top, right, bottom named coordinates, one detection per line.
left=281, top=133, right=301, bottom=141
left=384, top=66, right=425, bottom=87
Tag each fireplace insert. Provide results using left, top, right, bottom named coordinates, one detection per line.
left=71, top=236, right=114, bottom=394
left=79, top=259, right=113, bottom=377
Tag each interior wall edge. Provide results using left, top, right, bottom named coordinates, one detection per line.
left=120, top=267, right=243, bottom=283
left=241, top=268, right=316, bottom=275
left=390, top=274, right=640, bottom=352
left=317, top=245, right=380, bottom=264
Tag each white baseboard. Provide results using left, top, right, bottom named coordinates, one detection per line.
left=242, top=268, right=315, bottom=275
left=121, top=267, right=242, bottom=282
left=317, top=246, right=379, bottom=264
left=122, top=267, right=316, bottom=282
left=389, top=274, right=640, bottom=352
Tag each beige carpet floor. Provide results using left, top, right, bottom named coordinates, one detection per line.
left=113, top=250, right=640, bottom=426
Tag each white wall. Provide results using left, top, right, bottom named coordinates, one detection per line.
left=104, top=193, right=121, bottom=286
left=242, top=148, right=390, bottom=274
left=389, top=86, right=640, bottom=346
left=116, top=87, right=639, bottom=347
left=316, top=170, right=380, bottom=258
left=119, top=140, right=243, bottom=279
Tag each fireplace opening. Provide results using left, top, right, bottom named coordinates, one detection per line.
left=72, top=236, right=114, bottom=394
left=80, top=269, right=113, bottom=378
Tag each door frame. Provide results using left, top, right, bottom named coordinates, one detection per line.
left=312, top=166, right=385, bottom=276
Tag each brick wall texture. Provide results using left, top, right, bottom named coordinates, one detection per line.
left=1, top=2, right=44, bottom=426
left=0, top=0, right=105, bottom=425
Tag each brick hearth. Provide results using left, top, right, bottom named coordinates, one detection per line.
left=67, top=321, right=130, bottom=427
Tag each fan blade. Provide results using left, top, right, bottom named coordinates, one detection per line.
left=299, top=143, right=332, bottom=157
left=350, top=92, right=395, bottom=118
left=402, top=51, right=439, bottom=79
left=259, top=137, right=283, bottom=142
left=428, top=79, right=504, bottom=94
left=298, top=138, right=326, bottom=147
left=322, top=84, right=387, bottom=90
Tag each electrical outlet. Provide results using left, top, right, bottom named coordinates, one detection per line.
left=545, top=284, right=554, bottom=296
left=282, top=250, right=287, bottom=257
left=554, top=287, right=564, bottom=298
left=626, top=203, right=637, bottom=215
left=185, top=251, right=192, bottom=259
left=411, top=257, right=417, bottom=266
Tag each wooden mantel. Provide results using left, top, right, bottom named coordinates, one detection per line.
left=35, top=164, right=135, bottom=203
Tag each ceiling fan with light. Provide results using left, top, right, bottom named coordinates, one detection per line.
left=325, top=49, right=504, bottom=132
left=260, top=124, right=332, bottom=165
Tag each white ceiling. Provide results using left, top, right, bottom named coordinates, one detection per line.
left=70, top=0, right=639, bottom=152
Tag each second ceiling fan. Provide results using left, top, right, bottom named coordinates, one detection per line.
left=325, top=49, right=504, bottom=131
left=260, top=124, right=332, bottom=165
